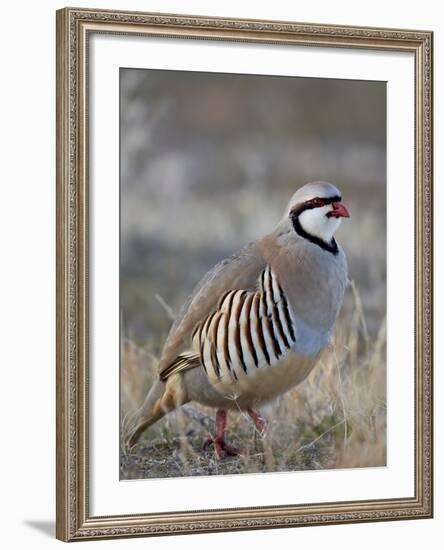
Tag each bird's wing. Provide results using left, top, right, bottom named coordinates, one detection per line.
left=157, top=241, right=267, bottom=376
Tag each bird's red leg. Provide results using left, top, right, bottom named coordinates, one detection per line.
left=203, top=409, right=244, bottom=458
left=213, top=409, right=228, bottom=458
left=248, top=409, right=274, bottom=463
left=247, top=409, right=270, bottom=437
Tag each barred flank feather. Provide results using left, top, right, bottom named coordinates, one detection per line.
left=160, top=266, right=296, bottom=385
left=159, top=352, right=201, bottom=382
left=198, top=266, right=296, bottom=384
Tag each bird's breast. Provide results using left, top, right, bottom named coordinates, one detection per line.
left=276, top=241, right=348, bottom=334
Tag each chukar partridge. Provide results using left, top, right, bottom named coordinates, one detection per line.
left=127, top=181, right=350, bottom=457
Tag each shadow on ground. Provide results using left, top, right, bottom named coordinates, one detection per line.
left=24, top=520, right=55, bottom=538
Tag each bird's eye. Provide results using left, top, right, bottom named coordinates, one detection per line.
left=311, top=198, right=324, bottom=207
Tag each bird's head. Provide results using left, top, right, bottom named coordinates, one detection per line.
left=284, top=181, right=350, bottom=254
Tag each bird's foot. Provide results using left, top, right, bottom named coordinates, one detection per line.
left=203, top=434, right=245, bottom=459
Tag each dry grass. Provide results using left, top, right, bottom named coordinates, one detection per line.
left=120, top=282, right=386, bottom=480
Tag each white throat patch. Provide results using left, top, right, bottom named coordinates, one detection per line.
left=298, top=206, right=342, bottom=244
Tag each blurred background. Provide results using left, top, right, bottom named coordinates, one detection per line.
left=120, top=68, right=386, bottom=478
left=121, top=68, right=386, bottom=349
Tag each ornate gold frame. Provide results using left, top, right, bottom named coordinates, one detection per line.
left=56, top=7, right=433, bottom=542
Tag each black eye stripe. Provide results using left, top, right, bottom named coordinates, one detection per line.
left=289, top=195, right=341, bottom=216
left=309, top=195, right=341, bottom=207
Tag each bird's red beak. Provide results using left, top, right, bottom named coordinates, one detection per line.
left=328, top=201, right=350, bottom=218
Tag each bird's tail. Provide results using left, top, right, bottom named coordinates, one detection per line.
left=125, top=373, right=188, bottom=449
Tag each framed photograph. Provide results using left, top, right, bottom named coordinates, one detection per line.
left=56, top=7, right=433, bottom=542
